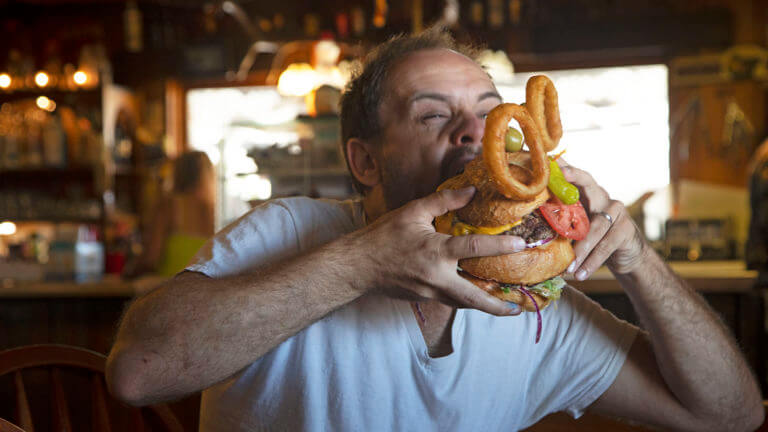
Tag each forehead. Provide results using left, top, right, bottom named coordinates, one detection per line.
left=384, top=49, right=494, bottom=100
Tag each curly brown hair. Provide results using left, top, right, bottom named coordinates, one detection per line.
left=339, top=27, right=480, bottom=194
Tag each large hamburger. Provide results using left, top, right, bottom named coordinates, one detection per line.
left=435, top=76, right=589, bottom=340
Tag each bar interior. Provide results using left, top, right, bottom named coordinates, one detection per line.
left=0, top=0, right=767, bottom=430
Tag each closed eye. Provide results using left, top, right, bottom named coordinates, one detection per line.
left=421, top=113, right=450, bottom=124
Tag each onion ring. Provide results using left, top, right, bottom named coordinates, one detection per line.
left=525, top=75, right=563, bottom=153
left=482, top=103, right=550, bottom=200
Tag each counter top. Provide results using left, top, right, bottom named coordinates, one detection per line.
left=0, top=275, right=167, bottom=298
left=569, top=260, right=758, bottom=294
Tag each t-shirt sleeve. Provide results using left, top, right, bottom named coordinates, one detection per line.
left=186, top=200, right=301, bottom=278
left=525, top=285, right=639, bottom=421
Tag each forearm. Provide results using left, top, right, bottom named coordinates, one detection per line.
left=615, top=246, right=762, bottom=428
left=107, top=233, right=371, bottom=405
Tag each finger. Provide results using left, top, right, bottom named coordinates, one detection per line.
left=573, top=218, right=628, bottom=280
left=570, top=201, right=623, bottom=277
left=409, top=186, right=476, bottom=221
left=443, top=233, right=526, bottom=259
left=442, top=277, right=518, bottom=316
left=559, top=165, right=610, bottom=213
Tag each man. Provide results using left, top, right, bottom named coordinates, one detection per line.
left=107, top=29, right=763, bottom=431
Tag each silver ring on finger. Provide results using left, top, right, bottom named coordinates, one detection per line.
left=595, top=211, right=613, bottom=225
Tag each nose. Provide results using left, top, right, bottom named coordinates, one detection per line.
left=450, top=112, right=485, bottom=148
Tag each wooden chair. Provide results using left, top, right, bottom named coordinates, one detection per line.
left=0, top=418, right=25, bottom=432
left=0, top=344, right=184, bottom=432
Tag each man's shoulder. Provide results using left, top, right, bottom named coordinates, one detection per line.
left=259, top=196, right=363, bottom=231
left=187, top=196, right=361, bottom=277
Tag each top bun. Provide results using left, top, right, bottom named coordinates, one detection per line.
left=437, top=152, right=550, bottom=226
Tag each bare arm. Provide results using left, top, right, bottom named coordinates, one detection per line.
left=107, top=236, right=372, bottom=406
left=107, top=187, right=525, bottom=406
left=561, top=162, right=763, bottom=432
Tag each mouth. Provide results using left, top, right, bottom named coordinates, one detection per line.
left=444, top=150, right=479, bottom=179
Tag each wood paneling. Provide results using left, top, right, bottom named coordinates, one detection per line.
left=669, top=81, right=766, bottom=188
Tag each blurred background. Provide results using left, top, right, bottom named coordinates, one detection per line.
left=1, top=0, right=768, bottom=429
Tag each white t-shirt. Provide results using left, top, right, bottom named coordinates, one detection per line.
left=187, top=197, right=639, bottom=432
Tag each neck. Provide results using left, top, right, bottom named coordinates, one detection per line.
left=362, top=187, right=388, bottom=223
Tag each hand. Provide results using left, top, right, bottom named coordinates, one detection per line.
left=354, top=187, right=525, bottom=316
left=558, top=160, right=648, bottom=280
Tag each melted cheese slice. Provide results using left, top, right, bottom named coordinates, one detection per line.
left=445, top=212, right=522, bottom=236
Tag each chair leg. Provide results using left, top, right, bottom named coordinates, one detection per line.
left=91, top=374, right=112, bottom=432
left=50, top=368, right=72, bottom=432
left=13, top=371, right=34, bottom=432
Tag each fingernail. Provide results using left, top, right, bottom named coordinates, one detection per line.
left=510, top=237, right=526, bottom=251
left=567, top=260, right=576, bottom=273
left=459, top=186, right=476, bottom=194
left=575, top=269, right=587, bottom=280
left=505, top=302, right=521, bottom=315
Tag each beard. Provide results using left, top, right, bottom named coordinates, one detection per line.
left=379, top=145, right=480, bottom=211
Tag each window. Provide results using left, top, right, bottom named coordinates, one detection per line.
left=496, top=65, right=670, bottom=207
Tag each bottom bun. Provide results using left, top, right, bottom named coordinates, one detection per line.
left=459, top=236, right=574, bottom=285
left=459, top=271, right=550, bottom=312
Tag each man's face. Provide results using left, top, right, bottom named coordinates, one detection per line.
left=375, top=49, right=501, bottom=210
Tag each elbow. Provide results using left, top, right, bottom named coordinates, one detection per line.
left=695, top=401, right=765, bottom=432
left=733, top=388, right=765, bottom=432
left=742, top=402, right=765, bottom=432
left=105, top=345, right=156, bottom=407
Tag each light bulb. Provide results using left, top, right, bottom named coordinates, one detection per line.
left=73, top=71, right=88, bottom=85
left=34, top=71, right=49, bottom=87
left=36, top=96, right=56, bottom=112
left=0, top=221, right=16, bottom=236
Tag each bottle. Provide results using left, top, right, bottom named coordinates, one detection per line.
left=470, top=0, right=484, bottom=27
left=351, top=7, right=366, bottom=36
left=124, top=1, right=143, bottom=53
left=42, top=114, right=67, bottom=167
left=488, top=0, right=503, bottom=29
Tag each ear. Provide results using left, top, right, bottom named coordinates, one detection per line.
left=346, top=138, right=381, bottom=188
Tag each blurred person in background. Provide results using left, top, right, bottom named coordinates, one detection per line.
left=124, top=151, right=215, bottom=278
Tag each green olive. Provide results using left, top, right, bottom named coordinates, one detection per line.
left=547, top=160, right=580, bottom=204
left=505, top=127, right=524, bottom=152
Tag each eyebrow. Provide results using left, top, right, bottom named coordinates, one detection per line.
left=478, top=91, right=503, bottom=103
left=407, top=90, right=502, bottom=106
left=408, top=92, right=452, bottom=106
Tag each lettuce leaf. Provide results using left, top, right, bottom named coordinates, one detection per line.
left=528, top=276, right=566, bottom=300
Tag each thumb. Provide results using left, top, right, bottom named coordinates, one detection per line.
left=411, top=186, right=476, bottom=222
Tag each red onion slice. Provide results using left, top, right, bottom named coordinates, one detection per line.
left=518, top=286, right=542, bottom=344
left=525, top=236, right=554, bottom=249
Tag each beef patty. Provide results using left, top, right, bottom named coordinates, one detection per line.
left=504, top=211, right=556, bottom=243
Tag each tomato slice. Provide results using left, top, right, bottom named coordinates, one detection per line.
left=539, top=197, right=590, bottom=240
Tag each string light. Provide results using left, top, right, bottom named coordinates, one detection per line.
left=73, top=70, right=88, bottom=85
left=34, top=71, right=49, bottom=87
left=0, top=73, right=10, bottom=89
